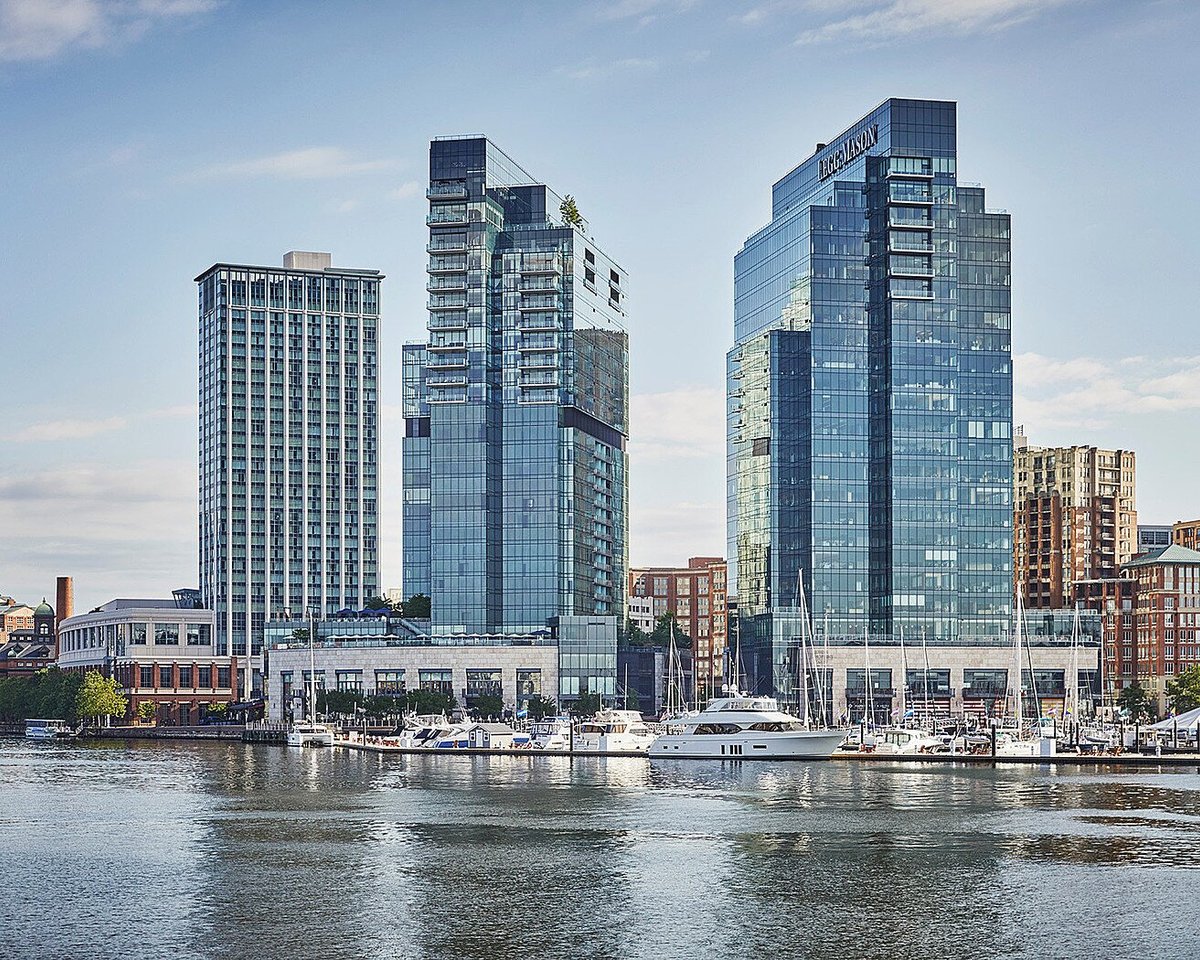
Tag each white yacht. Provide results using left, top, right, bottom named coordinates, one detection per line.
left=868, top=727, right=945, bottom=755
left=527, top=716, right=573, bottom=751
left=286, top=721, right=334, bottom=748
left=24, top=718, right=74, bottom=741
left=394, top=714, right=456, bottom=749
left=649, top=693, right=847, bottom=759
left=574, top=709, right=656, bottom=754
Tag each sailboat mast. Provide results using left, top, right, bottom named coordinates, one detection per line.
left=308, top=608, right=317, bottom=725
left=898, top=626, right=907, bottom=728
left=864, top=626, right=873, bottom=729
left=921, top=626, right=931, bottom=724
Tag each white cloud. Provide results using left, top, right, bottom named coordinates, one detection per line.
left=183, top=146, right=397, bottom=182
left=388, top=180, right=422, bottom=201
left=0, top=0, right=219, bottom=63
left=629, top=386, right=725, bottom=463
left=4, top=404, right=194, bottom=443
left=0, top=458, right=196, bottom=609
left=1014, top=351, right=1200, bottom=433
left=793, top=0, right=1073, bottom=45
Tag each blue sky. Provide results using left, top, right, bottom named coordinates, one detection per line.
left=2, top=0, right=1198, bottom=612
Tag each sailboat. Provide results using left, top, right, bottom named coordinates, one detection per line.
left=287, top=612, right=335, bottom=747
left=994, top=591, right=1054, bottom=757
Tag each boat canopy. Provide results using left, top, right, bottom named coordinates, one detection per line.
left=1148, top=706, right=1200, bottom=732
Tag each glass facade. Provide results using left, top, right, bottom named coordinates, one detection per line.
left=728, top=99, right=1013, bottom=699
left=403, top=137, right=628, bottom=639
left=197, top=256, right=381, bottom=667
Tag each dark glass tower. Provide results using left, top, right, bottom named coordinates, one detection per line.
left=728, top=99, right=1013, bottom=697
left=403, top=137, right=629, bottom=659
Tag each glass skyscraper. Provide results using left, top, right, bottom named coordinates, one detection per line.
left=196, top=252, right=381, bottom=692
left=728, top=99, right=1012, bottom=694
left=403, top=137, right=628, bottom=694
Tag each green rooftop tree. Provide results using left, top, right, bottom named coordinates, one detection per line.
left=560, top=195, right=583, bottom=228
left=1117, top=682, right=1155, bottom=724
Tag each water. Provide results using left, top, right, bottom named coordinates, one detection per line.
left=1, top=740, right=1197, bottom=960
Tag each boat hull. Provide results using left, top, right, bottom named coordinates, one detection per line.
left=649, top=728, right=847, bottom=760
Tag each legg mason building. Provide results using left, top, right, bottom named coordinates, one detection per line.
left=728, top=99, right=1091, bottom=722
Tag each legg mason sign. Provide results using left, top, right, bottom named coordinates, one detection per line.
left=818, top=123, right=879, bottom=181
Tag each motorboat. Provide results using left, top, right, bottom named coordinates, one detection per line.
left=574, top=709, right=656, bottom=754
left=868, top=727, right=945, bottom=755
left=394, top=714, right=457, bottom=749
left=24, top=718, right=75, bottom=741
left=527, top=716, right=573, bottom=751
left=286, top=722, right=334, bottom=748
left=649, top=693, right=847, bottom=760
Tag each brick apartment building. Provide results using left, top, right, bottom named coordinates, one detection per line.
left=628, top=557, right=728, bottom=699
left=1014, top=433, right=1137, bottom=608
left=1075, top=543, right=1200, bottom=713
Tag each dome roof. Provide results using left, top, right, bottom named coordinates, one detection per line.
left=34, top=598, right=54, bottom=618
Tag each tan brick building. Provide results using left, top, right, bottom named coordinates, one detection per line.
left=1014, top=435, right=1136, bottom=608
left=1173, top=519, right=1200, bottom=552
left=628, top=557, right=728, bottom=699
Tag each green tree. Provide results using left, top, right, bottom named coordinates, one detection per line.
left=0, top=669, right=82, bottom=723
left=363, top=694, right=404, bottom=720
left=317, top=689, right=363, bottom=718
left=291, top=627, right=309, bottom=642
left=524, top=695, right=558, bottom=720
left=471, top=693, right=504, bottom=719
left=136, top=700, right=158, bottom=725
left=76, top=671, right=127, bottom=728
left=623, top=618, right=650, bottom=646
left=559, top=195, right=583, bottom=228
left=363, top=596, right=390, bottom=611
left=402, top=594, right=431, bottom=619
left=571, top=692, right=601, bottom=717
left=405, top=688, right=455, bottom=716
left=205, top=702, right=228, bottom=722
left=1165, top=666, right=1200, bottom=713
left=1118, top=682, right=1156, bottom=723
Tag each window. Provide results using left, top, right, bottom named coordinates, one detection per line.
left=419, top=669, right=453, bottom=695
left=336, top=670, right=363, bottom=693
left=129, top=622, right=148, bottom=645
left=517, top=669, right=541, bottom=698
left=217, top=666, right=231, bottom=689
left=140, top=665, right=153, bottom=689
left=466, top=669, right=501, bottom=701
left=155, top=623, right=179, bottom=645
left=179, top=666, right=193, bottom=689
left=187, top=623, right=209, bottom=646
left=198, top=666, right=212, bottom=689
left=375, top=670, right=405, bottom=694
left=159, top=666, right=174, bottom=688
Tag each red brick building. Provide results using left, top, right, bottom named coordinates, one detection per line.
left=1173, top=519, right=1200, bottom=552
left=1076, top=544, right=1200, bottom=713
left=628, top=557, right=728, bottom=699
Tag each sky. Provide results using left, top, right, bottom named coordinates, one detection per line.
left=2, top=0, right=1199, bottom=613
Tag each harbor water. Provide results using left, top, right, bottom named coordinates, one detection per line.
left=1, top=739, right=1198, bottom=960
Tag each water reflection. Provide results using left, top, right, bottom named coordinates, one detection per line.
left=1, top=741, right=1198, bottom=960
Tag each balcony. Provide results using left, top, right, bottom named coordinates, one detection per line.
left=427, top=207, right=468, bottom=227
left=519, top=316, right=558, bottom=333
left=519, top=373, right=558, bottom=387
left=518, top=356, right=558, bottom=370
left=519, top=298, right=558, bottom=312
left=427, top=182, right=468, bottom=200
left=428, top=257, right=467, bottom=274
left=427, top=238, right=467, bottom=254
left=428, top=339, right=467, bottom=352
left=518, top=338, right=557, bottom=352
left=429, top=313, right=468, bottom=331
left=889, top=237, right=933, bottom=253
left=428, top=296, right=468, bottom=311
left=887, top=213, right=934, bottom=230
left=427, top=355, right=468, bottom=370
left=521, top=277, right=561, bottom=292
left=427, top=372, right=468, bottom=387
left=427, top=278, right=467, bottom=295
left=520, top=254, right=562, bottom=275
